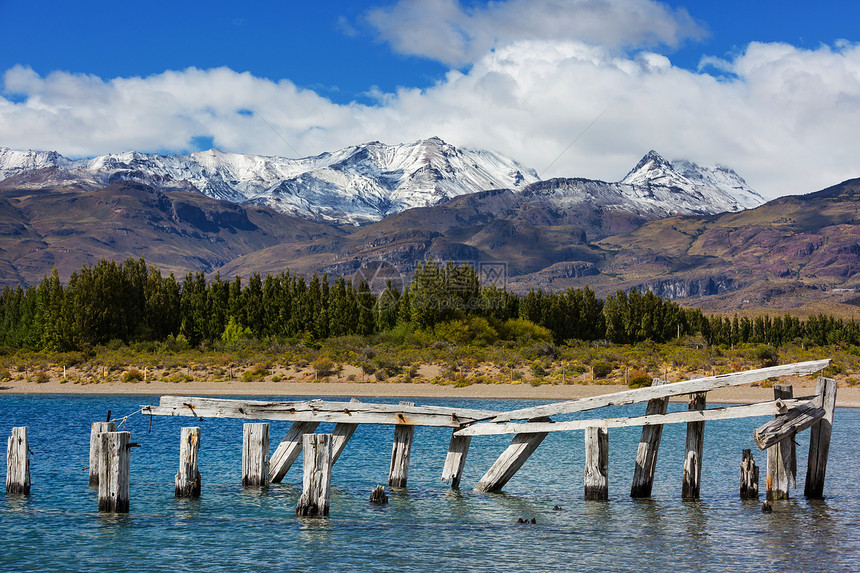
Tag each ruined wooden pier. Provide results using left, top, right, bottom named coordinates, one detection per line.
left=4, top=359, right=838, bottom=515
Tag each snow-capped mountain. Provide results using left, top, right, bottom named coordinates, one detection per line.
left=0, top=142, right=763, bottom=225
left=0, top=138, right=539, bottom=225
left=620, top=150, right=764, bottom=212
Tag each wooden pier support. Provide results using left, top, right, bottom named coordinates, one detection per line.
left=269, top=421, right=320, bottom=483
left=584, top=426, right=609, bottom=500
left=242, top=423, right=269, bottom=487
left=805, top=377, right=837, bottom=499
left=88, top=421, right=116, bottom=486
left=441, top=432, right=471, bottom=489
left=388, top=401, right=415, bottom=488
left=767, top=384, right=794, bottom=500
left=98, top=431, right=131, bottom=513
left=175, top=427, right=201, bottom=498
left=6, top=427, right=30, bottom=495
left=740, top=449, right=759, bottom=499
left=682, top=392, right=706, bottom=499
left=296, top=433, right=332, bottom=517
left=474, top=417, right=550, bottom=493
left=630, top=378, right=668, bottom=498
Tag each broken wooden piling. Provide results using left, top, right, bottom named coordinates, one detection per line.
left=584, top=426, right=608, bottom=501
left=805, top=377, right=837, bottom=499
left=175, top=427, right=201, bottom=498
left=630, top=378, right=668, bottom=498
left=441, top=432, right=471, bottom=489
left=296, top=433, right=332, bottom=517
left=387, top=401, right=415, bottom=488
left=88, top=421, right=116, bottom=486
left=242, top=423, right=269, bottom=487
left=99, top=431, right=131, bottom=513
left=6, top=427, right=30, bottom=495
left=682, top=393, right=706, bottom=500
left=766, top=385, right=795, bottom=500
left=740, top=449, right=759, bottom=499
left=473, top=416, right=550, bottom=493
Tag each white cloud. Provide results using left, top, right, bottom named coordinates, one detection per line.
left=3, top=40, right=860, bottom=199
left=366, top=0, right=705, bottom=66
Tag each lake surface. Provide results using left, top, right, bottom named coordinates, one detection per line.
left=2, top=393, right=859, bottom=572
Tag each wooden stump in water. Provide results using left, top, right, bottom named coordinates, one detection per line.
left=740, top=449, right=759, bottom=499
left=805, top=377, right=837, bottom=499
left=631, top=378, right=669, bottom=498
left=98, top=431, right=130, bottom=513
left=682, top=392, right=706, bottom=500
left=441, top=432, right=471, bottom=490
left=369, top=485, right=388, bottom=505
left=242, top=423, right=269, bottom=488
left=296, top=433, right=332, bottom=517
left=767, top=385, right=794, bottom=501
left=88, top=421, right=116, bottom=486
left=388, top=402, right=416, bottom=488
left=584, top=426, right=609, bottom=501
left=175, top=427, right=201, bottom=498
left=6, top=427, right=30, bottom=495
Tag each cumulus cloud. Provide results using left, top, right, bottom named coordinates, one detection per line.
left=366, top=0, right=706, bottom=66
left=2, top=40, right=860, bottom=199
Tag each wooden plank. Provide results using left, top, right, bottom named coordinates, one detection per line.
left=740, top=449, right=759, bottom=499
left=88, top=421, right=116, bottom=486
left=175, top=427, right=202, bottom=498
left=682, top=393, right=706, bottom=500
left=268, top=421, right=320, bottom=484
left=486, top=359, right=830, bottom=423
left=441, top=432, right=472, bottom=489
left=455, top=398, right=812, bottom=437
left=766, top=385, right=795, bottom=501
left=630, top=378, right=669, bottom=498
left=242, top=423, right=270, bottom=487
left=98, top=431, right=130, bottom=513
left=805, top=377, right=837, bottom=499
left=753, top=401, right=825, bottom=450
left=6, top=427, right=30, bottom=495
left=473, top=417, right=550, bottom=493
left=142, top=396, right=497, bottom=427
left=584, top=426, right=608, bottom=500
left=388, top=402, right=415, bottom=488
left=296, top=433, right=332, bottom=517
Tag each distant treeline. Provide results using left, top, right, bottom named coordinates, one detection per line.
left=0, top=257, right=858, bottom=352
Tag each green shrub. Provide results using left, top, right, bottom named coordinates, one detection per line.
left=752, top=345, right=779, bottom=368
left=497, top=319, right=553, bottom=344
left=312, top=356, right=337, bottom=378
left=34, top=371, right=50, bottom=384
left=122, top=368, right=145, bottom=383
left=592, top=361, right=613, bottom=379
left=627, top=371, right=652, bottom=389
left=530, top=361, right=548, bottom=377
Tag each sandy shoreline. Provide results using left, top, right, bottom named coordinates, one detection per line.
left=3, top=378, right=860, bottom=407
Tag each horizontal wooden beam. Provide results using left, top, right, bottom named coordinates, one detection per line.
left=455, top=398, right=814, bottom=437
left=485, top=359, right=830, bottom=423
left=142, top=396, right=498, bottom=428
left=753, top=401, right=826, bottom=450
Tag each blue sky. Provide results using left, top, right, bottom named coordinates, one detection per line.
left=1, top=0, right=859, bottom=197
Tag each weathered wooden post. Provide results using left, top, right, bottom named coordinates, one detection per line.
left=269, top=421, right=320, bottom=483
left=296, top=433, right=332, bottom=517
left=805, top=377, right=837, bottom=498
left=584, top=425, right=609, bottom=500
left=175, top=427, right=201, bottom=498
left=767, top=384, right=794, bottom=500
left=473, top=417, right=550, bottom=493
left=6, top=427, right=30, bottom=495
left=242, top=423, right=269, bottom=487
left=682, top=392, right=706, bottom=499
left=740, top=449, right=759, bottom=499
left=88, top=421, right=116, bottom=485
left=369, top=485, right=388, bottom=505
left=98, top=431, right=131, bottom=513
left=441, top=432, right=471, bottom=489
left=388, top=401, right=415, bottom=488
left=631, top=378, right=669, bottom=498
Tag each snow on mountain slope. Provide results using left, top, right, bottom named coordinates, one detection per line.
left=0, top=143, right=763, bottom=225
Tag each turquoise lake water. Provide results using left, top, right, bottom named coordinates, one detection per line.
left=2, top=393, right=859, bottom=572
